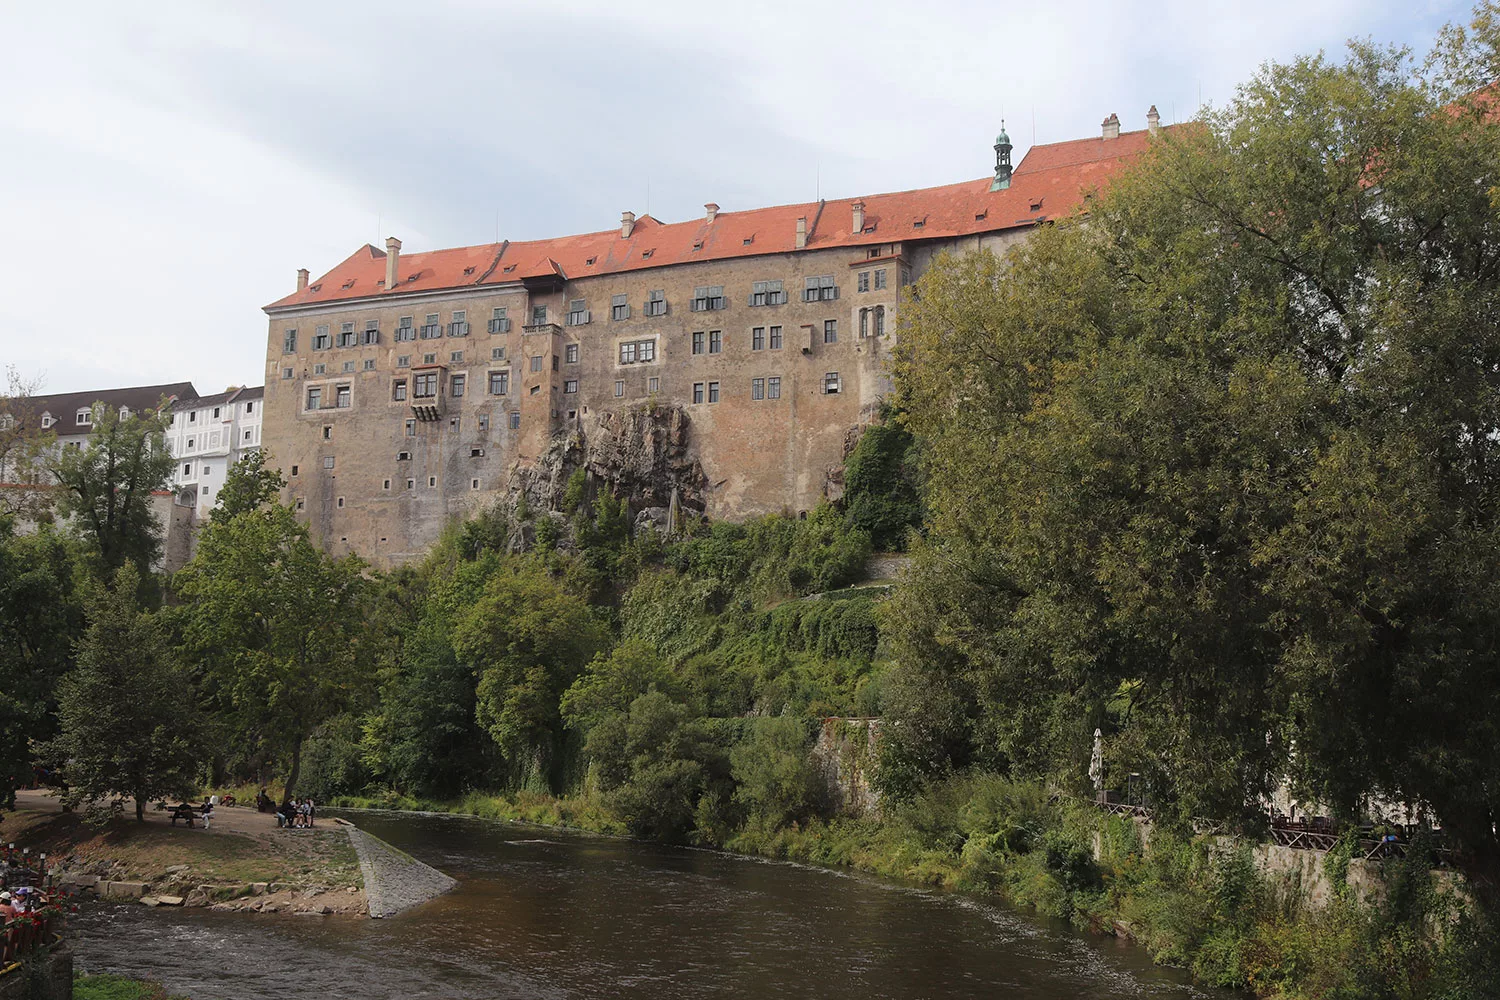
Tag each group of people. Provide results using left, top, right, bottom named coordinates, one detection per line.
left=0, top=886, right=45, bottom=920
left=168, top=798, right=215, bottom=829
left=256, top=789, right=316, bottom=828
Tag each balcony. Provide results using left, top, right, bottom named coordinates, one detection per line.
left=410, top=394, right=444, bottom=422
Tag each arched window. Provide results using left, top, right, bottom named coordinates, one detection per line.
left=873, top=305, right=885, bottom=337
left=859, top=308, right=869, bottom=338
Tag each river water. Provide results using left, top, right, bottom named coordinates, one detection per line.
left=71, top=810, right=1217, bottom=999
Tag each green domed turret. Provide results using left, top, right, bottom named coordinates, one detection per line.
left=990, top=119, right=1013, bottom=191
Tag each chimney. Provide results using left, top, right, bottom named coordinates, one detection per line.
left=621, top=211, right=636, bottom=238
left=384, top=237, right=402, bottom=289
left=1147, top=105, right=1161, bottom=136
left=852, top=201, right=865, bottom=233
left=704, top=203, right=719, bottom=224
left=296, top=268, right=309, bottom=293
left=795, top=216, right=808, bottom=249
left=1102, top=112, right=1121, bottom=140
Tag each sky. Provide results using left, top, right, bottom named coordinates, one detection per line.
left=0, top=0, right=1473, bottom=396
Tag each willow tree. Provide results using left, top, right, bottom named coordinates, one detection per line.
left=887, top=11, right=1500, bottom=900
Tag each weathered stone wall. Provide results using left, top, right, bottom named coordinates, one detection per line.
left=344, top=823, right=456, bottom=919
left=812, top=718, right=882, bottom=817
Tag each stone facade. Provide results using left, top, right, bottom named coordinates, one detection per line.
left=262, top=118, right=1163, bottom=566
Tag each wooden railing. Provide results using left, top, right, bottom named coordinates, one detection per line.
left=0, top=910, right=59, bottom=971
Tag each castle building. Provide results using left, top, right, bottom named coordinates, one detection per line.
left=167, top=385, right=264, bottom=518
left=263, top=113, right=1166, bottom=566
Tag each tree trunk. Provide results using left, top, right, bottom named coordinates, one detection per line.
left=135, top=795, right=145, bottom=822
left=284, top=740, right=303, bottom=801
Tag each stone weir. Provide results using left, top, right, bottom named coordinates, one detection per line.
left=340, top=822, right=457, bottom=919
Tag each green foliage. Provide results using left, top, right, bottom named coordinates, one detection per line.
left=560, top=638, right=679, bottom=733
left=297, top=713, right=371, bottom=801
left=49, top=401, right=175, bottom=573
left=887, top=18, right=1500, bottom=883
left=560, top=467, right=588, bottom=514
left=585, top=691, right=727, bottom=840
left=0, top=525, right=82, bottom=809
left=212, top=449, right=286, bottom=520
left=74, top=974, right=187, bottom=1000
left=453, top=560, right=609, bottom=789
left=841, top=417, right=922, bottom=551
left=175, top=503, right=369, bottom=798
left=730, top=716, right=823, bottom=830
left=48, top=564, right=205, bottom=821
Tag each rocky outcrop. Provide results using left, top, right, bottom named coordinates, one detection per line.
left=812, top=718, right=882, bottom=817
left=511, top=403, right=707, bottom=523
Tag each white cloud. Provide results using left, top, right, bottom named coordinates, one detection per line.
left=0, top=0, right=1471, bottom=395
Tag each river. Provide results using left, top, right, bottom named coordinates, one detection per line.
left=71, top=810, right=1218, bottom=999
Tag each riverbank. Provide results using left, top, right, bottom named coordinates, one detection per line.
left=327, top=778, right=1493, bottom=998
left=3, top=790, right=365, bottom=917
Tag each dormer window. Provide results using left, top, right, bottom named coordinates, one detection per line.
left=119, top=406, right=130, bottom=419
left=40, top=412, right=53, bottom=429
left=76, top=408, right=92, bottom=427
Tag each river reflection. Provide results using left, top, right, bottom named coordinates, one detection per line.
left=72, top=810, right=1218, bottom=999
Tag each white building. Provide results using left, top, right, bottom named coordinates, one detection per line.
left=167, top=386, right=264, bottom=517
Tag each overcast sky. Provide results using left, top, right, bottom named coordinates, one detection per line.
left=0, top=1, right=1471, bottom=396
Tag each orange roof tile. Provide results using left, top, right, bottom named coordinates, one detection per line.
left=265, top=127, right=1168, bottom=312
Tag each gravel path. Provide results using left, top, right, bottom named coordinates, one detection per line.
left=344, top=824, right=456, bottom=918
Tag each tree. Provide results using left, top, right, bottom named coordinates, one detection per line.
left=0, top=366, right=55, bottom=522
left=176, top=503, right=368, bottom=799
left=50, top=401, right=174, bottom=573
left=451, top=561, right=609, bottom=789
left=0, top=525, right=82, bottom=810
left=890, top=17, right=1500, bottom=901
left=730, top=716, right=824, bottom=830
left=560, top=638, right=680, bottom=734
left=48, top=563, right=203, bottom=821
left=585, top=690, right=722, bottom=840
left=841, top=416, right=923, bottom=551
left=212, top=450, right=286, bottom=521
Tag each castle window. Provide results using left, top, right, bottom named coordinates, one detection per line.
left=314, top=363, right=327, bottom=375
left=322, top=426, right=332, bottom=440
left=750, top=280, right=785, bottom=306
left=620, top=342, right=637, bottom=364
left=312, top=326, right=331, bottom=351
left=707, top=381, right=720, bottom=403
left=489, top=371, right=510, bottom=395
left=824, top=319, right=838, bottom=344
left=405, top=420, right=416, bottom=436
left=857, top=271, right=870, bottom=293
left=566, top=299, right=590, bottom=326
left=338, top=322, right=357, bottom=348
left=768, top=376, right=781, bottom=399
left=770, top=325, right=783, bottom=350
left=342, top=361, right=356, bottom=373
left=412, top=372, right=438, bottom=398
left=451, top=374, right=466, bottom=398
left=364, top=359, right=377, bottom=371
left=335, top=385, right=351, bottom=408
left=295, top=498, right=305, bottom=511
left=423, top=353, right=437, bottom=364
left=752, top=378, right=765, bottom=400
left=873, top=306, right=885, bottom=337
left=323, top=456, right=335, bottom=469
left=383, top=480, right=391, bottom=490
left=478, top=414, right=489, bottom=431
left=450, top=351, right=464, bottom=364
left=291, top=465, right=299, bottom=476
left=283, top=328, right=297, bottom=353
left=492, top=347, right=506, bottom=360
left=529, top=356, right=544, bottom=372
left=691, top=285, right=725, bottom=312
left=448, top=310, right=470, bottom=337
left=428, top=477, right=437, bottom=487
left=306, top=387, right=322, bottom=410
left=509, top=411, right=520, bottom=429
left=648, top=376, right=659, bottom=393
left=644, top=289, right=667, bottom=317
left=488, top=307, right=511, bottom=334
left=692, top=332, right=704, bottom=355
left=363, top=320, right=380, bottom=345
left=397, top=451, right=410, bottom=460
left=823, top=372, right=841, bottom=394
left=406, top=479, right=415, bottom=490
left=803, top=275, right=837, bottom=302
left=282, top=367, right=293, bottom=379
left=336, top=496, right=345, bottom=509
left=859, top=308, right=868, bottom=338
left=614, top=380, right=624, bottom=398
left=420, top=314, right=441, bottom=339
left=637, top=339, right=655, bottom=362
left=752, top=326, right=765, bottom=350
left=611, top=294, right=630, bottom=321
left=692, top=382, right=704, bottom=404
left=709, top=330, right=723, bottom=354
left=472, top=478, right=480, bottom=489
left=182, top=463, right=191, bottom=476
left=564, top=380, right=578, bottom=394
left=874, top=269, right=887, bottom=290
left=566, top=344, right=579, bottom=363
left=531, top=305, right=547, bottom=326
left=396, top=317, right=415, bottom=341
left=397, top=355, right=411, bottom=368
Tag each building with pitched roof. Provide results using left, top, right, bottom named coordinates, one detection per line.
left=262, top=111, right=1169, bottom=566
left=167, top=385, right=264, bottom=518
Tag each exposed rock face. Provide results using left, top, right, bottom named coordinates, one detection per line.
left=510, top=404, right=707, bottom=521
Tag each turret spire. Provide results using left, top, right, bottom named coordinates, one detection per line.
left=990, top=119, right=1013, bottom=192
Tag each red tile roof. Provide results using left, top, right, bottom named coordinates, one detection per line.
left=265, top=127, right=1166, bottom=312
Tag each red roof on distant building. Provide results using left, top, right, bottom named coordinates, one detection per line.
left=265, top=127, right=1164, bottom=313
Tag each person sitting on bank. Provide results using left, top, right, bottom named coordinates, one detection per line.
left=257, top=789, right=273, bottom=813
left=170, top=802, right=196, bottom=828
left=199, top=798, right=214, bottom=830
